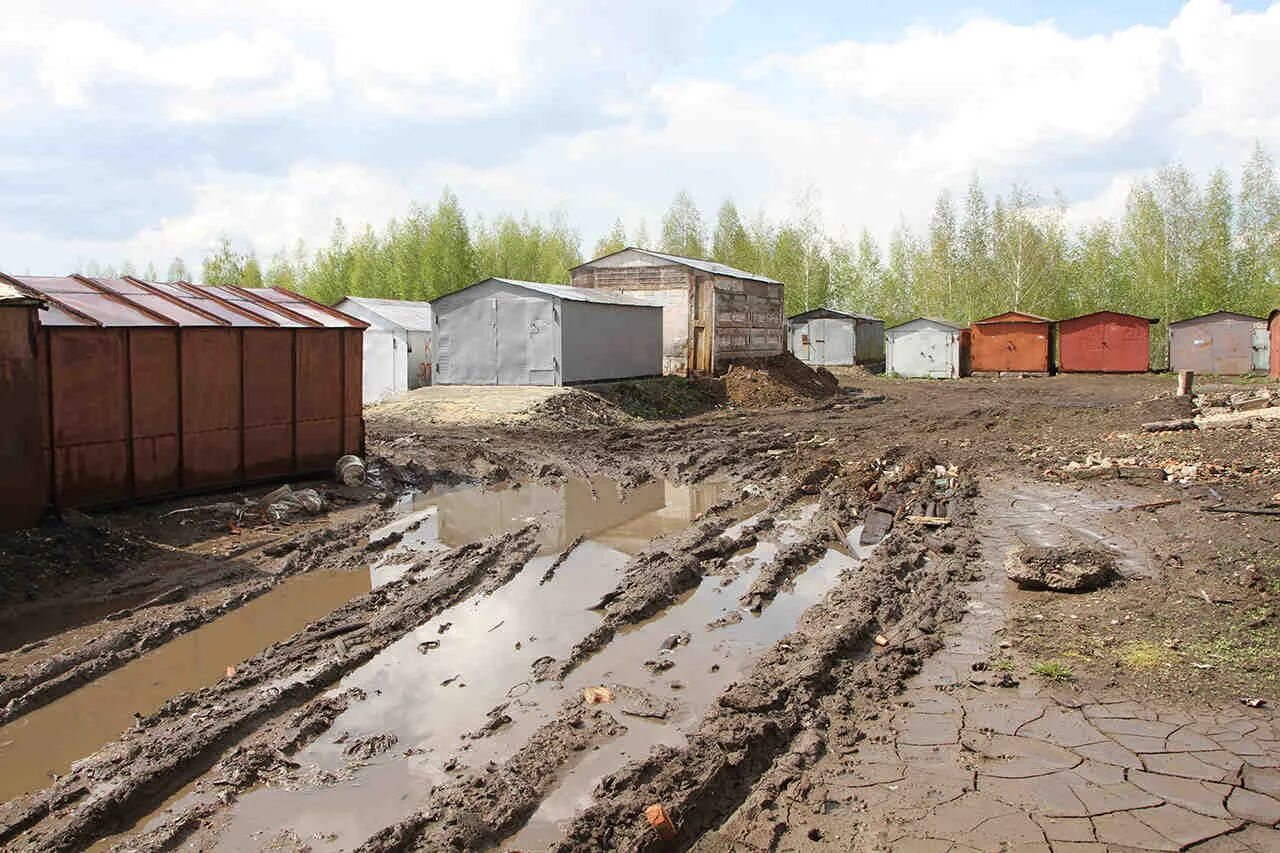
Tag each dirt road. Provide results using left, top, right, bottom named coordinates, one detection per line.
left=0, top=372, right=1277, bottom=851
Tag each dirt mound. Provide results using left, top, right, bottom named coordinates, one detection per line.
left=722, top=353, right=840, bottom=409
left=1005, top=545, right=1120, bottom=591
left=524, top=390, right=631, bottom=429
left=587, top=376, right=722, bottom=420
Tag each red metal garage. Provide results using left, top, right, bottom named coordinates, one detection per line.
left=1058, top=311, right=1156, bottom=373
left=0, top=273, right=366, bottom=524
left=968, top=311, right=1054, bottom=374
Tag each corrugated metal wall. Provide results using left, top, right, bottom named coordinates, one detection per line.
left=35, top=326, right=363, bottom=509
left=1, top=274, right=365, bottom=526
left=0, top=301, right=46, bottom=528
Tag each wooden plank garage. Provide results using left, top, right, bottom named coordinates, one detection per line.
left=570, top=248, right=784, bottom=375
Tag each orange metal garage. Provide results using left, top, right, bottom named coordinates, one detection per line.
left=968, top=311, right=1054, bottom=374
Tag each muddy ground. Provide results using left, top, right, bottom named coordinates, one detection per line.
left=1, top=371, right=1278, bottom=852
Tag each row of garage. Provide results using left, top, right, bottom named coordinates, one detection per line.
left=790, top=309, right=1277, bottom=378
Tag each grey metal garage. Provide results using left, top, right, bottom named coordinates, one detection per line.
left=787, top=308, right=884, bottom=367
left=431, top=278, right=662, bottom=386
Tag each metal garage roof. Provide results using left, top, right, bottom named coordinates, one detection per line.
left=788, top=307, right=881, bottom=323
left=442, top=278, right=661, bottom=308
left=340, top=296, right=434, bottom=331
left=0, top=274, right=366, bottom=329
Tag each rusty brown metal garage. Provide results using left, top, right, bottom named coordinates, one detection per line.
left=968, top=311, right=1055, bottom=374
left=0, top=282, right=47, bottom=529
left=0, top=273, right=365, bottom=524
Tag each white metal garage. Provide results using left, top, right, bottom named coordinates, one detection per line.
left=335, top=296, right=433, bottom=403
left=431, top=278, right=662, bottom=386
left=885, top=318, right=969, bottom=379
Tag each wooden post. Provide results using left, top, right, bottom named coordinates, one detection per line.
left=1177, top=370, right=1194, bottom=397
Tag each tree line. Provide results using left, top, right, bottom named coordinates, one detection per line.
left=79, top=144, right=1280, bottom=361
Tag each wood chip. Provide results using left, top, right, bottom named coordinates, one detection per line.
left=905, top=515, right=951, bottom=527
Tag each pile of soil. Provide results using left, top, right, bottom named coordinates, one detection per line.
left=1005, top=545, right=1120, bottom=592
left=524, top=390, right=631, bottom=429
left=587, top=376, right=722, bottom=420
left=722, top=353, right=839, bottom=409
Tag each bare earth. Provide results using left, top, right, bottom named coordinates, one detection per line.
left=0, top=371, right=1277, bottom=852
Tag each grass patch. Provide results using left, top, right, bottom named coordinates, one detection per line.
left=992, top=656, right=1015, bottom=672
left=590, top=376, right=721, bottom=420
left=1119, top=641, right=1175, bottom=669
left=1031, top=660, right=1075, bottom=682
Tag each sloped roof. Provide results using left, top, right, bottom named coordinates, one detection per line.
left=0, top=273, right=366, bottom=329
left=338, top=296, right=434, bottom=331
left=437, top=277, right=660, bottom=308
left=788, top=307, right=881, bottom=323
left=1061, top=310, right=1158, bottom=325
left=0, top=279, right=42, bottom=306
left=973, top=310, right=1053, bottom=325
left=886, top=317, right=965, bottom=332
left=573, top=247, right=782, bottom=286
left=1169, top=310, right=1265, bottom=326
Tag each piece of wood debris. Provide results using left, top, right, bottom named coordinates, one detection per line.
left=1141, top=419, right=1198, bottom=433
left=905, top=515, right=951, bottom=527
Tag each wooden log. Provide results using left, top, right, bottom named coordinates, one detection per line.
left=1141, top=418, right=1198, bottom=433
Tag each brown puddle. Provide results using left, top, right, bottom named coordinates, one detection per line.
left=368, top=476, right=733, bottom=585
left=0, top=569, right=370, bottom=803
left=197, top=501, right=862, bottom=852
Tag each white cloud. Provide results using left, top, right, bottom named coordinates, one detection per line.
left=765, top=17, right=1168, bottom=175
left=4, top=0, right=1280, bottom=274
left=124, top=163, right=414, bottom=263
left=1171, top=0, right=1280, bottom=140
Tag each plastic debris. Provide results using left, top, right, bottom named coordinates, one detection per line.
left=873, top=634, right=889, bottom=647
left=582, top=686, right=614, bottom=705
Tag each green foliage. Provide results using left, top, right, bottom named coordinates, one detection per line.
left=201, top=236, right=246, bottom=286
left=1031, top=661, right=1075, bottom=682
left=151, top=143, right=1280, bottom=326
left=594, top=218, right=628, bottom=258
left=660, top=191, right=706, bottom=258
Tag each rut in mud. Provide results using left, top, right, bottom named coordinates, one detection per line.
left=0, top=527, right=541, bottom=852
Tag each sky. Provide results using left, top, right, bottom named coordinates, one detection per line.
left=1, top=0, right=1279, bottom=275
